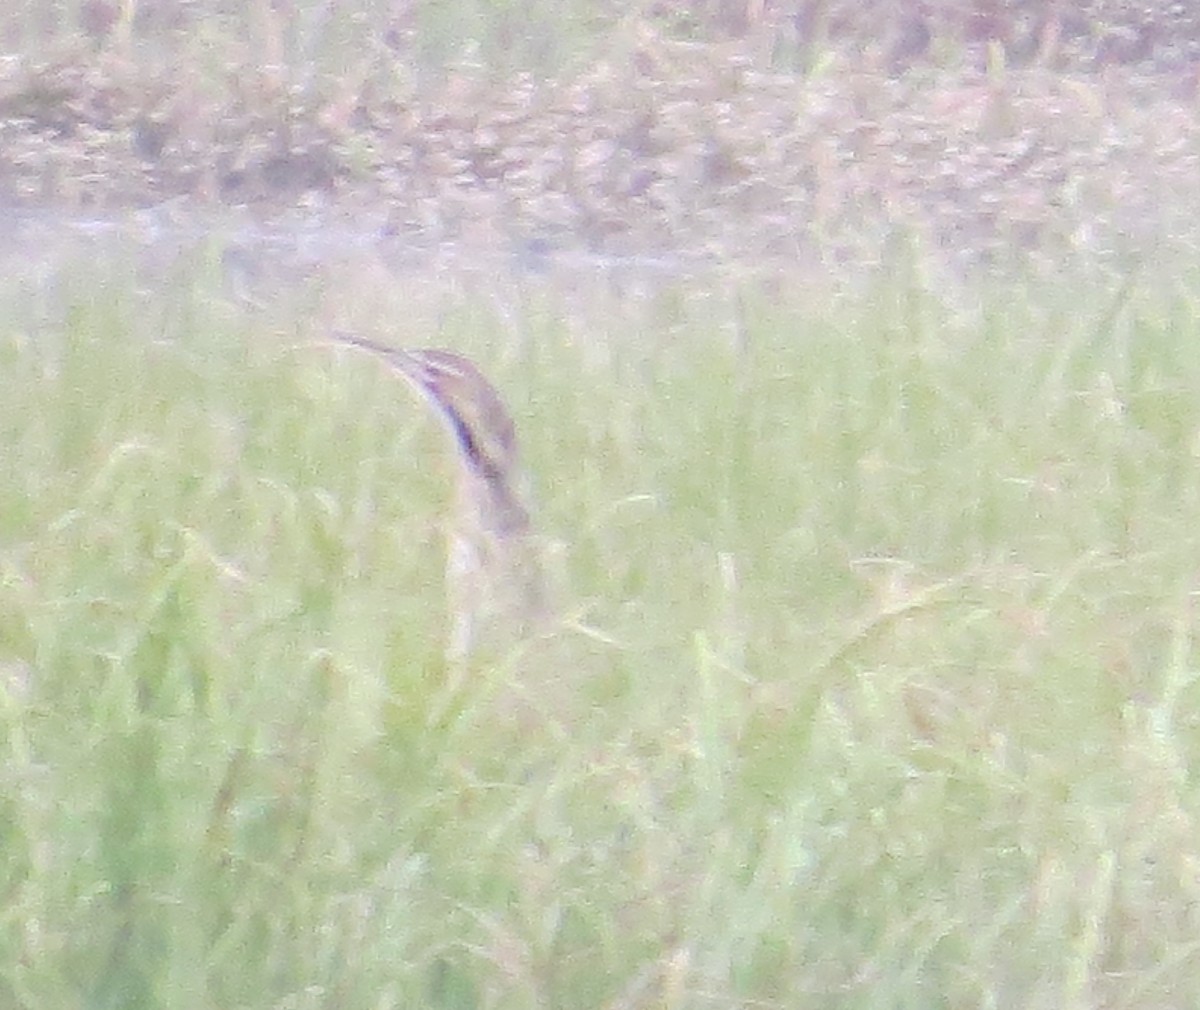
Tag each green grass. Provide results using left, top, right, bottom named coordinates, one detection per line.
left=3, top=255, right=1200, bottom=1009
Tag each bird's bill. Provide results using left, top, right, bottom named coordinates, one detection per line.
left=330, top=331, right=463, bottom=399
left=328, top=330, right=520, bottom=486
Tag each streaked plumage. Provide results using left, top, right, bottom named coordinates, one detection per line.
left=332, top=332, right=543, bottom=660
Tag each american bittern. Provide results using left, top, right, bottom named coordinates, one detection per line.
left=332, top=332, right=544, bottom=660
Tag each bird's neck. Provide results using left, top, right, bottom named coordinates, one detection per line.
left=456, top=470, right=531, bottom=540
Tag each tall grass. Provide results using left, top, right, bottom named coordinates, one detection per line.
left=7, top=0, right=631, bottom=82
left=3, top=255, right=1200, bottom=1008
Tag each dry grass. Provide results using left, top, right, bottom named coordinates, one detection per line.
left=2, top=2, right=1200, bottom=273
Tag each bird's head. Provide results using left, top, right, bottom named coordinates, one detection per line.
left=331, top=332, right=523, bottom=500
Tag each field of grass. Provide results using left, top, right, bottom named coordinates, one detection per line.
left=3, top=253, right=1200, bottom=1009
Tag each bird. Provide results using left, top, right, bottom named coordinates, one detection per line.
left=331, top=331, right=544, bottom=662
